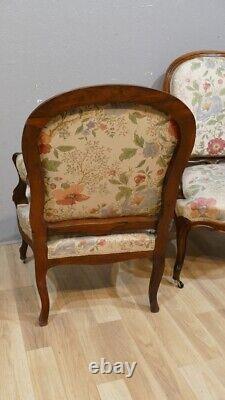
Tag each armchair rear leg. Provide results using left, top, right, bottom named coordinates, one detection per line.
left=173, top=217, right=191, bottom=288
left=35, top=260, right=49, bottom=326
left=19, top=239, right=28, bottom=263
left=149, top=254, right=165, bottom=313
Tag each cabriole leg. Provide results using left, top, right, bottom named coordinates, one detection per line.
left=35, top=260, right=49, bottom=326
left=149, top=254, right=165, bottom=313
left=173, top=217, right=191, bottom=288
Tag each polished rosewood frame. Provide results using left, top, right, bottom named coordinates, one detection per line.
left=12, top=85, right=195, bottom=325
left=163, top=50, right=225, bottom=287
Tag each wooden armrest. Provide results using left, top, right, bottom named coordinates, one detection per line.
left=12, top=153, right=28, bottom=206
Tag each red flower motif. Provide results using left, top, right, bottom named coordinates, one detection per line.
left=207, top=138, right=225, bottom=155
left=134, top=174, right=146, bottom=185
left=53, top=184, right=89, bottom=205
left=38, top=132, right=52, bottom=154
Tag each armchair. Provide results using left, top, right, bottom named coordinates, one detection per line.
left=163, top=50, right=225, bottom=287
left=12, top=85, right=194, bottom=325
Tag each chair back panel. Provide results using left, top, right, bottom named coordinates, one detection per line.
left=170, top=56, right=225, bottom=157
left=38, top=103, right=177, bottom=222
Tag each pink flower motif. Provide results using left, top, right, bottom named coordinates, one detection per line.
left=98, top=239, right=106, bottom=246
left=190, top=197, right=216, bottom=218
left=134, top=174, right=146, bottom=185
left=53, top=184, right=89, bottom=205
left=207, top=138, right=225, bottom=155
left=203, top=81, right=211, bottom=92
left=218, top=79, right=223, bottom=84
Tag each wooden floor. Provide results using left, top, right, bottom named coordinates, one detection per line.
left=1, top=228, right=225, bottom=399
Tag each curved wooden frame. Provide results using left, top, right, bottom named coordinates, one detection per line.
left=13, top=84, right=195, bottom=325
left=163, top=50, right=225, bottom=286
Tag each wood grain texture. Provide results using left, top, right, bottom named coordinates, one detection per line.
left=1, top=227, right=225, bottom=399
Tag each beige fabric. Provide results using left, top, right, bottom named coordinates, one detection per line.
left=17, top=204, right=155, bottom=259
left=38, top=103, right=177, bottom=222
left=16, top=154, right=27, bottom=182
left=170, top=56, right=225, bottom=157
left=176, top=164, right=225, bottom=223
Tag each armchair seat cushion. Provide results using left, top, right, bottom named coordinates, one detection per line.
left=176, top=164, right=225, bottom=223
left=17, top=204, right=155, bottom=259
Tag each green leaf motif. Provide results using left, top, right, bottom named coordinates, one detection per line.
left=109, top=179, right=121, bottom=185
left=207, top=119, right=216, bottom=125
left=75, top=125, right=83, bottom=134
left=132, top=112, right=144, bottom=118
left=134, top=133, right=144, bottom=148
left=116, top=186, right=132, bottom=201
left=157, top=156, right=166, bottom=168
left=137, top=159, right=146, bottom=168
left=61, top=183, right=70, bottom=189
left=191, top=62, right=201, bottom=71
left=186, top=86, right=195, bottom=91
left=136, top=184, right=147, bottom=192
left=42, top=158, right=61, bottom=172
left=119, top=148, right=137, bottom=161
left=54, top=149, right=59, bottom=159
left=57, top=146, right=75, bottom=152
left=129, top=114, right=137, bottom=124
left=191, top=92, right=202, bottom=106
left=119, top=173, right=129, bottom=184
left=220, top=88, right=225, bottom=96
left=193, top=81, right=199, bottom=90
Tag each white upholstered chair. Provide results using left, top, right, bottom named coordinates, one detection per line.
left=164, top=51, right=225, bottom=287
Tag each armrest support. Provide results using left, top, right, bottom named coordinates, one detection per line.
left=12, top=153, right=28, bottom=206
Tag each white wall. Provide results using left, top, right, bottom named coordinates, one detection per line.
left=1, top=0, right=225, bottom=243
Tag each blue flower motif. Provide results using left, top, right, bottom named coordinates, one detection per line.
left=197, top=96, right=223, bottom=121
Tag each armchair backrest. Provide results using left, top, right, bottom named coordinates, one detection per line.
left=22, top=85, right=195, bottom=240
left=164, top=51, right=225, bottom=158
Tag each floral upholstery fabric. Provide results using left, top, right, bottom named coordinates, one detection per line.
left=38, top=104, right=177, bottom=222
left=170, top=56, right=225, bottom=157
left=16, top=154, right=27, bottom=182
left=16, top=204, right=155, bottom=259
left=176, top=164, right=225, bottom=223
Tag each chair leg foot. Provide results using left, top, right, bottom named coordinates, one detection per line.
left=35, top=261, right=49, bottom=327
left=39, top=312, right=48, bottom=327
left=149, top=254, right=165, bottom=313
left=19, top=239, right=28, bottom=263
left=173, top=278, right=184, bottom=289
left=149, top=298, right=160, bottom=313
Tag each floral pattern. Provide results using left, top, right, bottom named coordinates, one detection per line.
left=176, top=164, right=225, bottom=222
left=37, top=103, right=177, bottom=222
left=16, top=204, right=155, bottom=258
left=170, top=56, right=225, bottom=157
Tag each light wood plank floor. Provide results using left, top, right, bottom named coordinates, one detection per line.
left=1, top=227, right=225, bottom=400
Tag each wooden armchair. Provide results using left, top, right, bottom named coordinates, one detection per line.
left=163, top=50, right=225, bottom=287
left=12, top=85, right=194, bottom=325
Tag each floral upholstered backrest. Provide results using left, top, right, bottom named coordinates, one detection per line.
left=170, top=56, right=225, bottom=157
left=38, top=104, right=177, bottom=222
